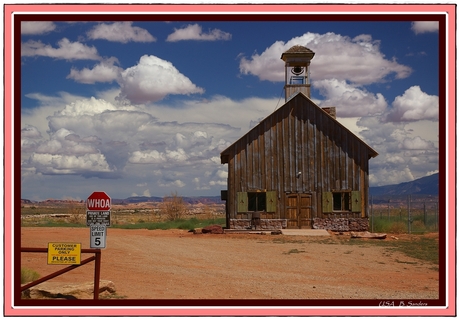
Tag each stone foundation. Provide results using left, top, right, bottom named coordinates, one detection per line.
left=229, top=219, right=287, bottom=230
left=312, top=218, right=369, bottom=232
left=229, top=218, right=368, bottom=231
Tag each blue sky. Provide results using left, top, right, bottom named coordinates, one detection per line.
left=20, top=17, right=440, bottom=201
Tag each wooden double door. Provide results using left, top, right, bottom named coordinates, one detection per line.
left=285, top=193, right=312, bottom=228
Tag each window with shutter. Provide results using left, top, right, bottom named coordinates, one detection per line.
left=324, top=191, right=360, bottom=213
left=238, top=191, right=277, bottom=213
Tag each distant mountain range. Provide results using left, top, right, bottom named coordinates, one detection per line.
left=369, top=173, right=439, bottom=196
left=112, top=195, right=224, bottom=205
left=22, top=173, right=439, bottom=204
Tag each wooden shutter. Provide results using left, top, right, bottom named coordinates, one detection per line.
left=266, top=191, right=277, bottom=212
left=237, top=192, right=248, bottom=213
left=351, top=191, right=361, bottom=212
left=322, top=192, right=333, bottom=213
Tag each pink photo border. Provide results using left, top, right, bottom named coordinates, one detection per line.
left=4, top=3, right=456, bottom=317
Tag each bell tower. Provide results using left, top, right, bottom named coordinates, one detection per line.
left=281, top=45, right=315, bottom=101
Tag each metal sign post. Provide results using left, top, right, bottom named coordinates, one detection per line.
left=86, top=191, right=111, bottom=249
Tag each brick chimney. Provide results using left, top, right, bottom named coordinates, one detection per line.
left=322, top=107, right=336, bottom=119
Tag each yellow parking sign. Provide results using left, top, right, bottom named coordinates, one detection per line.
left=47, top=242, right=81, bottom=265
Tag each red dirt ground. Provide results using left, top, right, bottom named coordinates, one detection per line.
left=20, top=227, right=439, bottom=301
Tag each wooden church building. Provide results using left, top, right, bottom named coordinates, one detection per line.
left=220, top=45, right=378, bottom=231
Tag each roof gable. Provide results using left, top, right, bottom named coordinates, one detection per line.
left=221, top=92, right=378, bottom=163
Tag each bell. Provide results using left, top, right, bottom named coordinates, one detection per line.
left=291, top=66, right=304, bottom=75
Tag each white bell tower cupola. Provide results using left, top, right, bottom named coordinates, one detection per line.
left=281, top=45, right=315, bottom=102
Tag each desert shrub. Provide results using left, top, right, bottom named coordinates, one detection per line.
left=388, top=221, right=407, bottom=234
left=160, top=191, right=188, bottom=221
left=410, top=220, right=427, bottom=233
left=202, top=205, right=213, bottom=219
left=68, top=205, right=85, bottom=224
left=21, top=267, right=40, bottom=284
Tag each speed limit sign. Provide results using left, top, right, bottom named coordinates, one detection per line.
left=90, top=224, right=107, bottom=249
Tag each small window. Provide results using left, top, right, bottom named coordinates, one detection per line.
left=290, top=76, right=304, bottom=84
left=333, top=192, right=351, bottom=212
left=248, top=192, right=266, bottom=211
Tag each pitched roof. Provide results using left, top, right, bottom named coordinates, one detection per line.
left=220, top=92, right=378, bottom=163
left=281, top=45, right=315, bottom=60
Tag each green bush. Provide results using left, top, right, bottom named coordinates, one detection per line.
left=370, top=217, right=392, bottom=233
left=371, top=218, right=407, bottom=234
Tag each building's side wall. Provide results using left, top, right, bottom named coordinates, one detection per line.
left=225, top=95, right=371, bottom=223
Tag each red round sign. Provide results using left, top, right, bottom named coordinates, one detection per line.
left=86, top=191, right=111, bottom=211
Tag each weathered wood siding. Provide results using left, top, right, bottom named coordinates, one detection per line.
left=222, top=94, right=376, bottom=220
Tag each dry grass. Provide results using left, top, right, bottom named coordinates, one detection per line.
left=21, top=267, right=40, bottom=284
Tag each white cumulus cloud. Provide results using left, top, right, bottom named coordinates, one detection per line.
left=21, top=38, right=101, bottom=60
left=21, top=22, right=56, bottom=35
left=399, top=136, right=435, bottom=150
left=386, top=86, right=439, bottom=122
left=369, top=166, right=415, bottom=186
left=129, top=150, right=166, bottom=164
left=21, top=125, right=42, bottom=139
left=28, top=152, right=112, bottom=175
left=356, top=115, right=438, bottom=186
left=166, top=24, right=231, bottom=42
left=87, top=22, right=156, bottom=43
left=67, top=58, right=122, bottom=84
left=54, top=96, right=119, bottom=117
left=411, top=21, right=439, bottom=34
left=159, top=179, right=186, bottom=188
left=34, top=128, right=99, bottom=156
left=239, top=32, right=411, bottom=85
left=315, top=79, right=388, bottom=117
left=118, top=55, right=204, bottom=104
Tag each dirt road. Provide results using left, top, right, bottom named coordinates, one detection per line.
left=20, top=227, right=439, bottom=301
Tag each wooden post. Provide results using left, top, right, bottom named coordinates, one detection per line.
left=93, top=249, right=101, bottom=300
left=370, top=195, right=373, bottom=233
left=387, top=200, right=390, bottom=221
left=435, top=202, right=438, bottom=231
left=408, top=195, right=411, bottom=234
left=424, top=202, right=427, bottom=227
